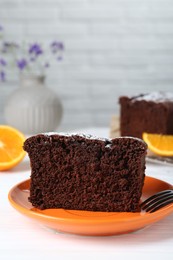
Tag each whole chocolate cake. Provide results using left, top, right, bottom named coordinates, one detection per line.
left=119, top=92, right=173, bottom=139
left=24, top=133, right=147, bottom=212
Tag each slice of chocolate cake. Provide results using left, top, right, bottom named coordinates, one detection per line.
left=119, top=91, right=173, bottom=139
left=24, top=134, right=147, bottom=212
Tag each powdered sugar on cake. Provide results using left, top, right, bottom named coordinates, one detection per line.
left=44, top=132, right=110, bottom=142
left=132, top=92, right=173, bottom=103
left=43, top=132, right=145, bottom=147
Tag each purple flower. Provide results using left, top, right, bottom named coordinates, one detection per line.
left=29, top=43, right=43, bottom=57
left=0, top=58, right=6, bottom=66
left=16, top=59, right=27, bottom=70
left=0, top=24, right=64, bottom=81
left=50, top=41, right=64, bottom=54
left=0, top=71, right=5, bottom=81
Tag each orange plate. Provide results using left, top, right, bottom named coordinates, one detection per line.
left=8, top=176, right=173, bottom=236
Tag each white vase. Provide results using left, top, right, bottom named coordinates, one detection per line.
left=4, top=75, right=63, bottom=135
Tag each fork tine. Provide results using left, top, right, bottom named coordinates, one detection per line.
left=141, top=190, right=173, bottom=209
left=149, top=197, right=173, bottom=213
left=140, top=190, right=173, bottom=213
left=143, top=194, right=173, bottom=212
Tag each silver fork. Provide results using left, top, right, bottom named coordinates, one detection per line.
left=140, top=189, right=173, bottom=213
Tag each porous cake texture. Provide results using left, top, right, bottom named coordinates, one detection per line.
left=119, top=92, right=173, bottom=139
left=24, top=133, right=147, bottom=212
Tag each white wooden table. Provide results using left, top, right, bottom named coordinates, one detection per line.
left=0, top=128, right=173, bottom=260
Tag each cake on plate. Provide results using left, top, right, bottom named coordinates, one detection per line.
left=119, top=92, right=173, bottom=139
left=24, top=133, right=147, bottom=212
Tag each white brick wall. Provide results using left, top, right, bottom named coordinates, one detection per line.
left=1, top=0, right=173, bottom=131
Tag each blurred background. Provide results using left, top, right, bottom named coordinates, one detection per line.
left=1, top=0, right=173, bottom=132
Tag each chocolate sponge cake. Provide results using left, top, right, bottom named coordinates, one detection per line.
left=24, top=134, right=147, bottom=212
left=119, top=92, right=173, bottom=139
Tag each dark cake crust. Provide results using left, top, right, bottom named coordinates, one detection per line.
left=119, top=92, right=173, bottom=139
left=24, top=134, right=147, bottom=212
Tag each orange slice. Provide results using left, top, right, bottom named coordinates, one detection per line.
left=142, top=132, right=173, bottom=156
left=0, top=125, right=26, bottom=171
